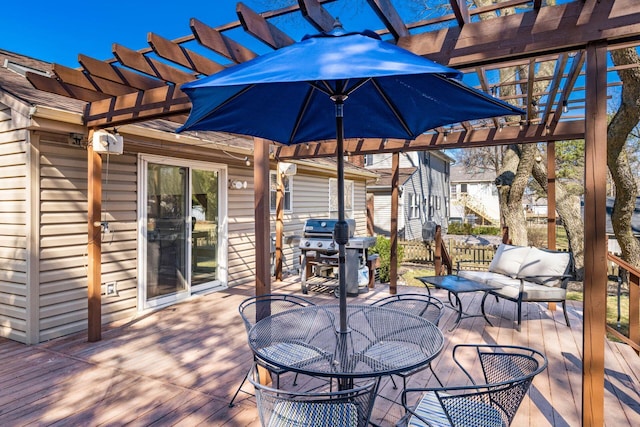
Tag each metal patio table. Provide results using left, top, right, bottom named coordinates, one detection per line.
left=247, top=304, right=444, bottom=386
left=417, top=275, right=502, bottom=331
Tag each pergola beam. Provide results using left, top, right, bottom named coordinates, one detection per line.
left=449, top=0, right=470, bottom=27
left=112, top=43, right=195, bottom=84
left=78, top=54, right=166, bottom=90
left=85, top=85, right=190, bottom=127
left=546, top=52, right=585, bottom=133
left=237, top=2, right=295, bottom=49
left=148, top=33, right=225, bottom=76
left=275, top=120, right=584, bottom=160
left=190, top=18, right=257, bottom=63
left=366, top=0, right=409, bottom=39
left=26, top=72, right=111, bottom=102
left=397, top=0, right=640, bottom=67
left=300, top=0, right=335, bottom=32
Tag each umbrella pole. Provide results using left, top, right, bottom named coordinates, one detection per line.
left=334, top=99, right=348, bottom=334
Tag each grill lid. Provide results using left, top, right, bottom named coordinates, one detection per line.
left=303, top=218, right=355, bottom=237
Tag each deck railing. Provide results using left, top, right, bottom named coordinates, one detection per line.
left=606, top=252, right=640, bottom=354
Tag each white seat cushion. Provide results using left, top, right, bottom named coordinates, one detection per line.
left=488, top=244, right=531, bottom=278
left=516, top=247, right=571, bottom=286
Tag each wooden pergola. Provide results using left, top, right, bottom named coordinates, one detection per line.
left=26, top=1, right=640, bottom=426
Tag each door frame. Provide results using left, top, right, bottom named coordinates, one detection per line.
left=137, top=154, right=228, bottom=311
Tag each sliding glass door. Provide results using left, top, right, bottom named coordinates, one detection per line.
left=140, top=156, right=226, bottom=309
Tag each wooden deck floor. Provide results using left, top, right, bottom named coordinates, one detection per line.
left=1, top=278, right=639, bottom=426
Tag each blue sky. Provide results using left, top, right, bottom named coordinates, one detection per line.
left=0, top=1, right=277, bottom=67
left=0, top=0, right=395, bottom=67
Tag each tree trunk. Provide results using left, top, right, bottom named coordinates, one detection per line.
left=608, top=48, right=640, bottom=268
left=496, top=144, right=535, bottom=245
left=532, top=160, right=585, bottom=279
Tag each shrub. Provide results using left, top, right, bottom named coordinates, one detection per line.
left=447, top=223, right=499, bottom=236
left=369, top=236, right=404, bottom=283
left=448, top=222, right=473, bottom=235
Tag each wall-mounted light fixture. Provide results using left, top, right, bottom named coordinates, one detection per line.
left=562, top=100, right=568, bottom=113
left=228, top=179, right=248, bottom=190
left=68, top=133, right=87, bottom=148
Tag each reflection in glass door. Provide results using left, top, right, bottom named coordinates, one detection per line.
left=146, top=164, right=188, bottom=299
left=191, top=169, right=219, bottom=287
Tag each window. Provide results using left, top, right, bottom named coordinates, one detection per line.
left=329, top=178, right=354, bottom=218
left=435, top=196, right=441, bottom=210
left=364, top=154, right=373, bottom=166
left=460, top=183, right=468, bottom=193
left=409, top=193, right=420, bottom=219
left=270, top=171, right=292, bottom=213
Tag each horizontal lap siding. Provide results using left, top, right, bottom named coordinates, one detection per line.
left=0, top=106, right=28, bottom=342
left=227, top=168, right=255, bottom=285
left=39, top=140, right=137, bottom=341
left=225, top=169, right=368, bottom=285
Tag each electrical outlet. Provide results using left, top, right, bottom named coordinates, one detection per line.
left=105, top=282, right=118, bottom=296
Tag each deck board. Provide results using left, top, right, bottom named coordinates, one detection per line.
left=0, top=278, right=638, bottom=426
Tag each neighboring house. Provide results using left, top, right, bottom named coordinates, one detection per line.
left=450, top=164, right=500, bottom=226
left=604, top=196, right=640, bottom=254
left=0, top=49, right=374, bottom=344
left=365, top=151, right=453, bottom=240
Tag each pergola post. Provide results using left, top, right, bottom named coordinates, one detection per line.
left=389, top=151, right=399, bottom=295
left=87, top=133, right=102, bottom=342
left=254, top=138, right=271, bottom=296
left=547, top=142, right=557, bottom=312
left=582, top=40, right=608, bottom=427
left=547, top=142, right=557, bottom=250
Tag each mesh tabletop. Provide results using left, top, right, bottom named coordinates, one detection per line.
left=248, top=304, right=444, bottom=379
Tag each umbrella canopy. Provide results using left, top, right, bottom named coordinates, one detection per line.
left=179, top=25, right=524, bottom=333
left=179, top=26, right=522, bottom=143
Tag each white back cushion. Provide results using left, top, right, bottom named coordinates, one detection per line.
left=488, top=244, right=531, bottom=278
left=517, top=247, right=571, bottom=286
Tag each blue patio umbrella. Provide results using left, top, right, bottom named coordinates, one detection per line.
left=179, top=25, right=523, bottom=333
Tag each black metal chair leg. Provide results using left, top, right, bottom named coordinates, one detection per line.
left=229, top=368, right=251, bottom=407
left=562, top=300, right=571, bottom=326
left=390, top=375, right=398, bottom=390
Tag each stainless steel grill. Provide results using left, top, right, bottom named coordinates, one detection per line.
left=299, top=219, right=376, bottom=296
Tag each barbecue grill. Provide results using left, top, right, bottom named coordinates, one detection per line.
left=299, top=219, right=377, bottom=296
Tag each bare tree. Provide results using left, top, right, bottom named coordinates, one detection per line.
left=608, top=47, right=640, bottom=269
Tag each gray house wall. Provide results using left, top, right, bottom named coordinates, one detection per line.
left=367, top=151, right=451, bottom=240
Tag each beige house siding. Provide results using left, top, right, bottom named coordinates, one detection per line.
left=38, top=136, right=138, bottom=341
left=267, top=172, right=369, bottom=275
left=0, top=104, right=28, bottom=342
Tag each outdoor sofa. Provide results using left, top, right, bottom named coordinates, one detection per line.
left=457, top=243, right=574, bottom=329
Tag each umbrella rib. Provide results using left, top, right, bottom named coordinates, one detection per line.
left=289, top=85, right=316, bottom=144
left=370, top=79, right=413, bottom=138
left=186, top=84, right=256, bottom=128
left=433, top=74, right=521, bottom=112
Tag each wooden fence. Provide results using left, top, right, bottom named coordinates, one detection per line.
left=399, top=239, right=498, bottom=268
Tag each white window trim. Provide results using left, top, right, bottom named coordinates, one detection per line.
left=409, top=193, right=420, bottom=219
left=329, top=178, right=355, bottom=219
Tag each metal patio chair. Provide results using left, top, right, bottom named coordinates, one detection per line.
left=399, top=344, right=548, bottom=427
left=370, top=293, right=445, bottom=391
left=248, top=364, right=378, bottom=427
left=229, top=293, right=315, bottom=407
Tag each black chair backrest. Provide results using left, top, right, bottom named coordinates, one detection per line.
left=249, top=365, right=377, bottom=427
left=372, top=293, right=444, bottom=326
left=238, top=294, right=314, bottom=334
